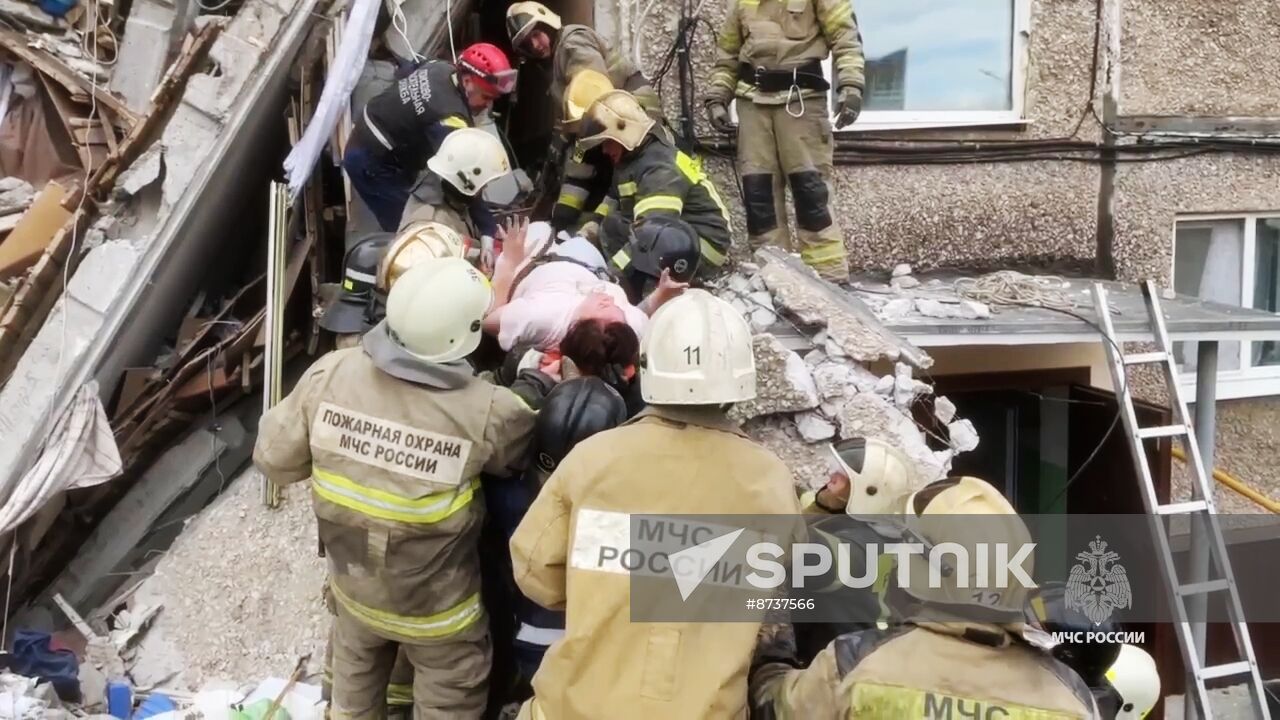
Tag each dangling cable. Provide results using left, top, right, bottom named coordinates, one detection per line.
left=445, top=0, right=457, bottom=62
left=390, top=0, right=425, bottom=63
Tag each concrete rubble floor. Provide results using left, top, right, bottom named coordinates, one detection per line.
left=125, top=468, right=328, bottom=692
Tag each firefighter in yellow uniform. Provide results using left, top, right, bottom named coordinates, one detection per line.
left=253, top=257, right=537, bottom=718
left=509, top=289, right=805, bottom=720
left=705, top=0, right=864, bottom=281
left=749, top=476, right=1100, bottom=719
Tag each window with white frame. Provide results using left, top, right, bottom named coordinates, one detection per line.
left=1172, top=215, right=1280, bottom=399
left=826, top=0, right=1030, bottom=131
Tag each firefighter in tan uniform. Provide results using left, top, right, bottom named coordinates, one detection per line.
left=316, top=223, right=470, bottom=716
left=749, top=476, right=1100, bottom=719
left=399, top=128, right=512, bottom=272
left=509, top=289, right=805, bottom=720
left=705, top=0, right=864, bottom=281
left=506, top=2, right=664, bottom=227
left=253, top=257, right=537, bottom=718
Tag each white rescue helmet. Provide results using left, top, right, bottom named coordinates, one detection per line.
left=639, top=288, right=755, bottom=405
left=1106, top=644, right=1160, bottom=719
left=899, top=476, right=1034, bottom=617
left=506, top=1, right=562, bottom=49
left=427, top=128, right=512, bottom=197
left=828, top=436, right=918, bottom=516
left=378, top=221, right=467, bottom=292
left=384, top=257, right=493, bottom=363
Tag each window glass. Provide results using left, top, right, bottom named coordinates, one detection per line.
left=856, top=0, right=1014, bottom=112
left=1252, top=218, right=1280, bottom=366
left=1173, top=221, right=1242, bottom=372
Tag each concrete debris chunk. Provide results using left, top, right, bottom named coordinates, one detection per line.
left=890, top=275, right=920, bottom=290
left=726, top=273, right=751, bottom=295
left=934, top=396, right=957, bottom=424
left=836, top=392, right=950, bottom=485
left=914, top=298, right=991, bottom=320
left=794, top=411, right=836, bottom=443
left=948, top=419, right=981, bottom=452
left=811, top=362, right=853, bottom=401
left=892, top=263, right=913, bottom=278
left=893, top=363, right=916, bottom=407
left=802, top=348, right=827, bottom=367
left=880, top=297, right=916, bottom=320
left=0, top=178, right=34, bottom=214
left=728, top=334, right=819, bottom=422
left=742, top=416, right=829, bottom=490
left=874, top=375, right=895, bottom=396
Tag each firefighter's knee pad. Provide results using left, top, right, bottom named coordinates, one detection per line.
left=788, top=170, right=832, bottom=232
left=741, top=174, right=778, bottom=237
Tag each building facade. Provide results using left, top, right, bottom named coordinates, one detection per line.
left=587, top=0, right=1280, bottom=512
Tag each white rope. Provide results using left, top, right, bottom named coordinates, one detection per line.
left=952, top=271, right=1080, bottom=313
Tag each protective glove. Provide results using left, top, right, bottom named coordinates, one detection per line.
left=705, top=101, right=736, bottom=134
left=833, top=87, right=863, bottom=129
left=578, top=220, right=600, bottom=243
left=480, top=235, right=497, bottom=274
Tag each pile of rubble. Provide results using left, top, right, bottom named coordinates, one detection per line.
left=710, top=248, right=980, bottom=493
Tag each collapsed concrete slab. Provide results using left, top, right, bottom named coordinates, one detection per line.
left=712, top=248, right=975, bottom=495
left=0, top=0, right=320, bottom=510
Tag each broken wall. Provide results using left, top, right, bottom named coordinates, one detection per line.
left=615, top=0, right=1280, bottom=514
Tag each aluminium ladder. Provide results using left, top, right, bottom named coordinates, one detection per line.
left=1091, top=280, right=1270, bottom=720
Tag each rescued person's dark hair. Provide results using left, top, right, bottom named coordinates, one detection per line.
left=559, top=319, right=640, bottom=381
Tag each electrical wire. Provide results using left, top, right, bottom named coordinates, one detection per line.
left=444, top=0, right=456, bottom=63
left=391, top=1, right=426, bottom=63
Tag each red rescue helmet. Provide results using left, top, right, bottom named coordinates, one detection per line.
left=457, top=43, right=518, bottom=95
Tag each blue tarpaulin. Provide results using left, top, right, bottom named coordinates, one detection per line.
left=6, top=630, right=80, bottom=702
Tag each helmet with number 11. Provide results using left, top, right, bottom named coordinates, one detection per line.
left=639, top=289, right=755, bottom=405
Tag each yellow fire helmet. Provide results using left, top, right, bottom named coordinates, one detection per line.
left=577, top=90, right=655, bottom=152
left=378, top=221, right=467, bottom=293
left=564, top=69, right=614, bottom=124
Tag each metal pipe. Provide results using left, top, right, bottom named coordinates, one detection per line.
left=1171, top=446, right=1279, bottom=513
left=1185, top=340, right=1218, bottom=720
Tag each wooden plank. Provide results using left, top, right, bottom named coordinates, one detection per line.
left=36, top=76, right=92, bottom=168
left=0, top=208, right=92, bottom=382
left=0, top=28, right=137, bottom=125
left=85, top=20, right=224, bottom=199
left=0, top=182, right=71, bottom=280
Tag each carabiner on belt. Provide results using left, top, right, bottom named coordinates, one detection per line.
left=785, top=67, right=805, bottom=118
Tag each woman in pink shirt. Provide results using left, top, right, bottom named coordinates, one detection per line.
left=482, top=219, right=687, bottom=383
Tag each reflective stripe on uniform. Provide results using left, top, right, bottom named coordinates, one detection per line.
left=441, top=115, right=469, bottom=129
left=557, top=185, right=589, bottom=210
left=362, top=106, right=395, bottom=151
left=801, top=241, right=847, bottom=265
left=635, top=195, right=684, bottom=216
left=515, top=622, right=565, bottom=647
left=820, top=3, right=852, bottom=32
left=595, top=201, right=612, bottom=217
left=738, top=0, right=758, bottom=7
left=676, top=150, right=730, bottom=221
left=848, top=682, right=1082, bottom=720
left=330, top=582, right=483, bottom=640
left=700, top=238, right=727, bottom=266
left=618, top=181, right=638, bottom=197
left=612, top=248, right=631, bottom=269
left=387, top=683, right=414, bottom=706
left=312, top=468, right=479, bottom=525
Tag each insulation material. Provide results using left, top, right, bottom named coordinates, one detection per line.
left=0, top=381, right=121, bottom=537
left=281, top=0, right=381, bottom=198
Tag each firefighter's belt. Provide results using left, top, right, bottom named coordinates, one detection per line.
left=738, top=60, right=830, bottom=93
